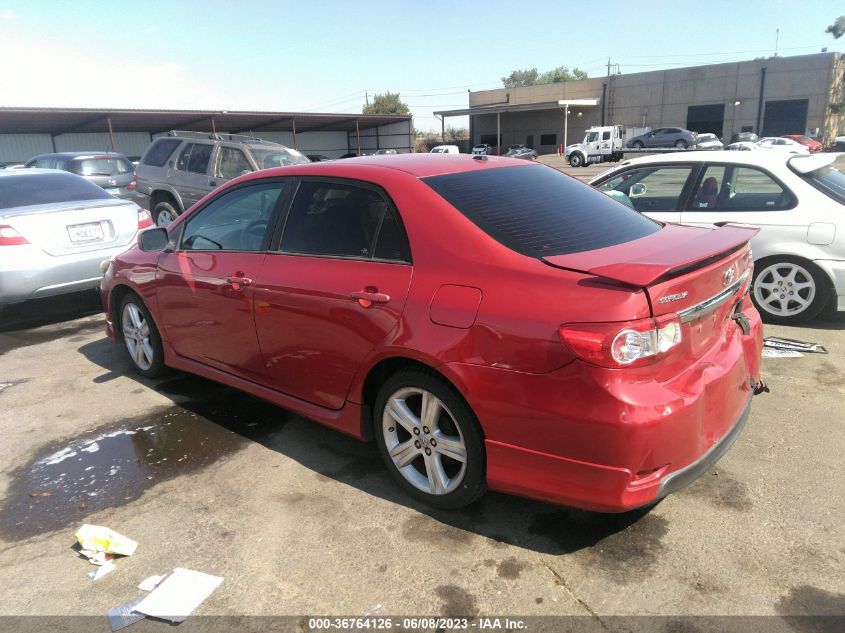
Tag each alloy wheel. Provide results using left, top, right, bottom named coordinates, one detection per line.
left=753, top=262, right=816, bottom=318
left=382, top=387, right=467, bottom=495
left=155, top=208, right=176, bottom=228
left=122, top=303, right=154, bottom=371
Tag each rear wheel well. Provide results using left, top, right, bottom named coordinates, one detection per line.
left=359, top=357, right=479, bottom=441
left=150, top=190, right=180, bottom=214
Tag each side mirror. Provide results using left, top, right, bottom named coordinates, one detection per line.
left=138, top=227, right=169, bottom=252
left=630, top=182, right=647, bottom=197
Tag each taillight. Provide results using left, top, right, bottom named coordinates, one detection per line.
left=0, top=225, right=29, bottom=246
left=559, top=314, right=682, bottom=368
left=137, top=208, right=153, bottom=230
left=128, top=172, right=137, bottom=190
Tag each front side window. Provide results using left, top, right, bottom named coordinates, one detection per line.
left=687, top=165, right=794, bottom=211
left=35, top=158, right=58, bottom=169
left=598, top=165, right=695, bottom=213
left=216, top=147, right=252, bottom=180
left=180, top=182, right=284, bottom=251
left=585, top=132, right=599, bottom=143
left=280, top=181, right=409, bottom=261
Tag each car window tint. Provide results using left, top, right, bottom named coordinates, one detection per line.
left=598, top=166, right=694, bottom=213
left=687, top=165, right=793, bottom=211
left=373, top=208, right=411, bottom=263
left=141, top=139, right=181, bottom=167
left=186, top=144, right=213, bottom=174
left=217, top=148, right=252, bottom=180
left=35, top=158, right=57, bottom=169
left=280, top=182, right=390, bottom=259
left=181, top=182, right=284, bottom=251
left=72, top=157, right=132, bottom=176
left=0, top=172, right=112, bottom=209
left=424, top=165, right=660, bottom=258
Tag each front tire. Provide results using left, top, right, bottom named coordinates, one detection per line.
left=751, top=257, right=830, bottom=325
left=569, top=153, right=583, bottom=168
left=374, top=369, right=486, bottom=509
left=120, top=294, right=167, bottom=378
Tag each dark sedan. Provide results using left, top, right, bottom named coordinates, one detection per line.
left=503, top=146, right=538, bottom=160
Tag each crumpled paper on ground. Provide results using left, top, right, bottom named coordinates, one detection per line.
left=75, top=524, right=138, bottom=557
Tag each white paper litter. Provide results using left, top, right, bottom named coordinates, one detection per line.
left=762, top=348, right=804, bottom=358
left=137, top=574, right=166, bottom=591
left=88, top=560, right=116, bottom=581
left=134, top=568, right=223, bottom=622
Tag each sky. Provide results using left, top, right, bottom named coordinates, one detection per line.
left=0, top=0, right=843, bottom=131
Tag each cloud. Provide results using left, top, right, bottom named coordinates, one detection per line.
left=0, top=9, right=15, bottom=21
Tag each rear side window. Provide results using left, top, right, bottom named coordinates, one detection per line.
left=687, top=165, right=795, bottom=211
left=141, top=139, right=181, bottom=167
left=72, top=157, right=133, bottom=176
left=177, top=143, right=214, bottom=174
left=0, top=172, right=112, bottom=209
left=424, top=165, right=660, bottom=257
left=280, top=181, right=409, bottom=261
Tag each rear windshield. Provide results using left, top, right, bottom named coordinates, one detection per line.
left=800, top=155, right=845, bottom=205
left=423, top=165, right=660, bottom=257
left=0, top=172, right=112, bottom=210
left=141, top=138, right=181, bottom=167
left=71, top=157, right=133, bottom=176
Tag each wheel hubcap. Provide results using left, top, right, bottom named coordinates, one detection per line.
left=122, top=303, right=154, bottom=370
left=383, top=388, right=467, bottom=495
left=156, top=208, right=175, bottom=228
left=753, top=262, right=815, bottom=317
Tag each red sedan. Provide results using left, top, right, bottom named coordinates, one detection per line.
left=781, top=135, right=822, bottom=153
left=101, top=154, right=765, bottom=512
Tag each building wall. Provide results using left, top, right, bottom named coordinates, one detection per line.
left=0, top=134, right=53, bottom=164
left=469, top=52, right=841, bottom=150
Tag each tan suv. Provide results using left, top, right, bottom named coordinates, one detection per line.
left=134, top=131, right=309, bottom=227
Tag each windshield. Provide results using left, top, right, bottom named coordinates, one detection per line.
left=801, top=155, right=845, bottom=205
left=0, top=172, right=112, bottom=209
left=72, top=157, right=133, bottom=176
left=249, top=146, right=310, bottom=169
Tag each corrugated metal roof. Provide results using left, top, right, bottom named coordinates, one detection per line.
left=0, top=108, right=411, bottom=135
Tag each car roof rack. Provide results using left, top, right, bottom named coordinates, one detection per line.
left=165, top=130, right=274, bottom=144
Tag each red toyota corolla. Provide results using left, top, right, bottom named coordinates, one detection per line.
left=101, top=154, right=765, bottom=512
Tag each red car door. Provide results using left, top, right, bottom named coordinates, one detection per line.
left=253, top=179, right=413, bottom=410
left=155, top=181, right=288, bottom=381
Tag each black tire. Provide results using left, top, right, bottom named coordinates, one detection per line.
left=152, top=199, right=179, bottom=228
left=569, top=153, right=583, bottom=168
left=632, top=140, right=644, bottom=149
left=119, top=293, right=167, bottom=378
left=675, top=139, right=688, bottom=149
left=374, top=368, right=486, bottom=509
left=751, top=256, right=831, bottom=325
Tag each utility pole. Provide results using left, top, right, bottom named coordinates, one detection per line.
left=365, top=91, right=369, bottom=108
left=775, top=28, right=779, bottom=57
left=607, top=58, right=611, bottom=79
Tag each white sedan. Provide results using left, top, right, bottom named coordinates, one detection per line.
left=591, top=151, right=845, bottom=324
left=726, top=137, right=810, bottom=154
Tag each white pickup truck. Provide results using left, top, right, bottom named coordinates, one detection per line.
left=565, top=125, right=646, bottom=167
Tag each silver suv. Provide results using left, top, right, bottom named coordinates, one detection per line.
left=134, top=131, right=310, bottom=227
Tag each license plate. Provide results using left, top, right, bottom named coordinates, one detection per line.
left=67, top=222, right=104, bottom=242
left=105, top=187, right=120, bottom=195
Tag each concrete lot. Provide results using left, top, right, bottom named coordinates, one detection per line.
left=0, top=288, right=843, bottom=630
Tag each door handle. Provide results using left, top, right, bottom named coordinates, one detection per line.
left=226, top=275, right=254, bottom=289
left=350, top=289, right=390, bottom=308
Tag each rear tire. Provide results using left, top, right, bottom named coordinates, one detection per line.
left=119, top=293, right=167, bottom=378
left=374, top=368, right=486, bottom=509
left=632, top=141, right=644, bottom=149
left=153, top=200, right=179, bottom=228
left=751, top=256, right=830, bottom=325
left=675, top=139, right=688, bottom=149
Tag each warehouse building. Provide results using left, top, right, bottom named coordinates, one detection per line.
left=0, top=108, right=413, bottom=165
left=436, top=52, right=845, bottom=154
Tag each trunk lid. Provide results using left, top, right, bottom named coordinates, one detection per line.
left=544, top=223, right=757, bottom=352
left=1, top=199, right=139, bottom=256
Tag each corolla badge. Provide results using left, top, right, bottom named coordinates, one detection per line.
left=723, top=266, right=736, bottom=287
left=658, top=291, right=688, bottom=304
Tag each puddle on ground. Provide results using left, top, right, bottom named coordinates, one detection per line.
left=0, top=376, right=291, bottom=540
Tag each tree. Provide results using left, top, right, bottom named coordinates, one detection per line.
left=501, top=69, right=539, bottom=88
left=826, top=16, right=845, bottom=38
left=446, top=126, right=468, bottom=142
left=363, top=92, right=410, bottom=115
left=539, top=66, right=589, bottom=83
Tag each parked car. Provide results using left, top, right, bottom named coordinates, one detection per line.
left=472, top=144, right=493, bottom=155
left=0, top=169, right=152, bottom=318
left=133, top=131, right=309, bottom=227
left=725, top=142, right=758, bottom=151
left=627, top=127, right=698, bottom=149
left=429, top=145, right=460, bottom=154
left=503, top=146, right=538, bottom=160
left=373, top=149, right=397, bottom=155
left=307, top=154, right=331, bottom=162
left=695, top=133, right=724, bottom=150
left=834, top=135, right=845, bottom=151
left=756, top=137, right=810, bottom=154
left=102, top=154, right=764, bottom=512
left=730, top=132, right=759, bottom=144
left=781, top=135, right=822, bottom=154
left=591, top=151, right=845, bottom=324
left=24, top=152, right=135, bottom=200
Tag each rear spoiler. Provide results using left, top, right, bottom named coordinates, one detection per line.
left=543, top=224, right=759, bottom=287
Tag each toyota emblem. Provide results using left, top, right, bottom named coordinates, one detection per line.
left=723, top=266, right=735, bottom=287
